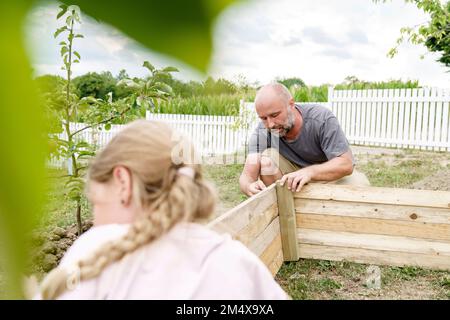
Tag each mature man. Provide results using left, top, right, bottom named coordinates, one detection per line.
left=239, top=83, right=370, bottom=196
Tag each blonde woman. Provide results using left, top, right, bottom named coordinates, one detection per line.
left=36, top=120, right=288, bottom=300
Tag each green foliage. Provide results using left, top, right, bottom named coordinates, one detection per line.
left=159, top=75, right=240, bottom=97
left=335, top=76, right=420, bottom=90
left=424, top=2, right=450, bottom=67
left=290, top=85, right=329, bottom=102
left=156, top=94, right=243, bottom=116
left=72, top=71, right=117, bottom=100
left=276, top=77, right=306, bottom=88
left=34, top=75, right=68, bottom=135
left=375, top=0, right=450, bottom=68
left=0, top=1, right=47, bottom=298
left=1, top=0, right=238, bottom=299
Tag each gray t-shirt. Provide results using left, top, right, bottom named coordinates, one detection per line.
left=248, top=104, right=353, bottom=167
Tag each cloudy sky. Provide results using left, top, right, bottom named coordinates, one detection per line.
left=25, top=0, right=449, bottom=88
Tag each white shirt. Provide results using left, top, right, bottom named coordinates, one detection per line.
left=38, top=222, right=288, bottom=300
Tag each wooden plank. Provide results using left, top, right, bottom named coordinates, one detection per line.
left=276, top=183, right=299, bottom=261
left=259, top=234, right=282, bottom=267
left=208, top=183, right=277, bottom=237
left=298, top=244, right=450, bottom=271
left=249, top=217, right=280, bottom=256
left=296, top=213, right=450, bottom=241
left=268, top=249, right=284, bottom=276
left=297, top=228, right=450, bottom=256
left=236, top=204, right=278, bottom=246
left=294, top=198, right=450, bottom=224
left=293, top=183, right=450, bottom=209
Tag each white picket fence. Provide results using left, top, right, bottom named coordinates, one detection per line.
left=145, top=113, right=246, bottom=156
left=48, top=87, right=450, bottom=169
left=327, top=87, right=450, bottom=151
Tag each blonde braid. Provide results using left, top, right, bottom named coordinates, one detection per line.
left=40, top=121, right=216, bottom=299
left=41, top=171, right=210, bottom=299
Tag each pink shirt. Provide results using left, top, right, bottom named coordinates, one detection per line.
left=38, top=222, right=288, bottom=300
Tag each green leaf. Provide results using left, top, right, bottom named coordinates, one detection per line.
left=0, top=1, right=46, bottom=298
left=73, top=51, right=81, bottom=59
left=162, top=66, right=179, bottom=73
left=59, top=41, right=67, bottom=46
left=54, top=26, right=68, bottom=38
left=143, top=61, right=155, bottom=72
left=74, top=34, right=84, bottom=38
left=61, top=0, right=238, bottom=71
left=60, top=46, right=69, bottom=57
left=154, top=82, right=173, bottom=94
left=104, top=123, right=112, bottom=130
left=136, top=95, right=143, bottom=106
left=57, top=5, right=68, bottom=19
left=66, top=15, right=73, bottom=27
left=1, top=0, right=238, bottom=299
left=77, top=150, right=96, bottom=159
left=80, top=96, right=99, bottom=104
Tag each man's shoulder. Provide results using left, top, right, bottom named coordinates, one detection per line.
left=296, top=103, right=334, bottom=122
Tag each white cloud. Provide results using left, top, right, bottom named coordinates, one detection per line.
left=25, top=0, right=449, bottom=88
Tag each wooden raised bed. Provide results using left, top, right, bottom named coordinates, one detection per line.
left=208, top=182, right=450, bottom=275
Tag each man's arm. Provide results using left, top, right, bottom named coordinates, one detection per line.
left=280, top=150, right=353, bottom=192
left=239, top=153, right=267, bottom=196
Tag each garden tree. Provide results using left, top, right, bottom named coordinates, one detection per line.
left=424, top=1, right=450, bottom=66
left=276, top=77, right=306, bottom=89
left=234, top=74, right=257, bottom=94
left=1, top=0, right=237, bottom=298
left=116, top=69, right=129, bottom=81
left=72, top=71, right=117, bottom=100
left=50, top=5, right=177, bottom=236
left=375, top=0, right=450, bottom=68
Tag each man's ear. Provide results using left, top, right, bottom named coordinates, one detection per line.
left=112, top=166, right=132, bottom=205
left=289, top=97, right=295, bottom=108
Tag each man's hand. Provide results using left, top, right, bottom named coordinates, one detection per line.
left=280, top=168, right=314, bottom=192
left=246, top=180, right=267, bottom=196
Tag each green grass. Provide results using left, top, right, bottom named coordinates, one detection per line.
left=357, top=159, right=441, bottom=188
left=276, top=260, right=365, bottom=299
left=203, top=164, right=247, bottom=212
left=40, top=169, right=92, bottom=230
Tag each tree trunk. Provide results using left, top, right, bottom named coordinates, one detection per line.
left=76, top=199, right=82, bottom=236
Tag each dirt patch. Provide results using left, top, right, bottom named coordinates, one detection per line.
left=29, top=220, right=93, bottom=275
left=410, top=168, right=450, bottom=191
